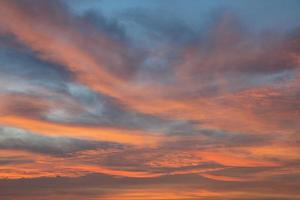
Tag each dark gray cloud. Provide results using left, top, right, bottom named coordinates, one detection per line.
left=0, top=172, right=299, bottom=200
left=0, top=37, right=70, bottom=83
left=0, top=33, right=72, bottom=97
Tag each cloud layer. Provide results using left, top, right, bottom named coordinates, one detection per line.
left=0, top=0, right=299, bottom=199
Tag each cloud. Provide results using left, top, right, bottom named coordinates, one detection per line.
left=0, top=0, right=299, bottom=199
left=0, top=33, right=202, bottom=138
left=0, top=0, right=299, bottom=137
left=0, top=126, right=123, bottom=156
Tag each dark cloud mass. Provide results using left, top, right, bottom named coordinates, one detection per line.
left=0, top=0, right=299, bottom=199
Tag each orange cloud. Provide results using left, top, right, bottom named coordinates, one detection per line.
left=0, top=2, right=300, bottom=200
left=199, top=150, right=279, bottom=167
left=0, top=116, right=162, bottom=146
left=0, top=0, right=299, bottom=139
left=97, top=188, right=221, bottom=200
left=200, top=173, right=247, bottom=182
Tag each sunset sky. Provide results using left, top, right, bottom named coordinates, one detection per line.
left=0, top=0, right=300, bottom=199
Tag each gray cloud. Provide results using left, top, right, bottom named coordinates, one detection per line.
left=0, top=34, right=71, bottom=84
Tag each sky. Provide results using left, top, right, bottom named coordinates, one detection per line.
left=0, top=0, right=300, bottom=199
